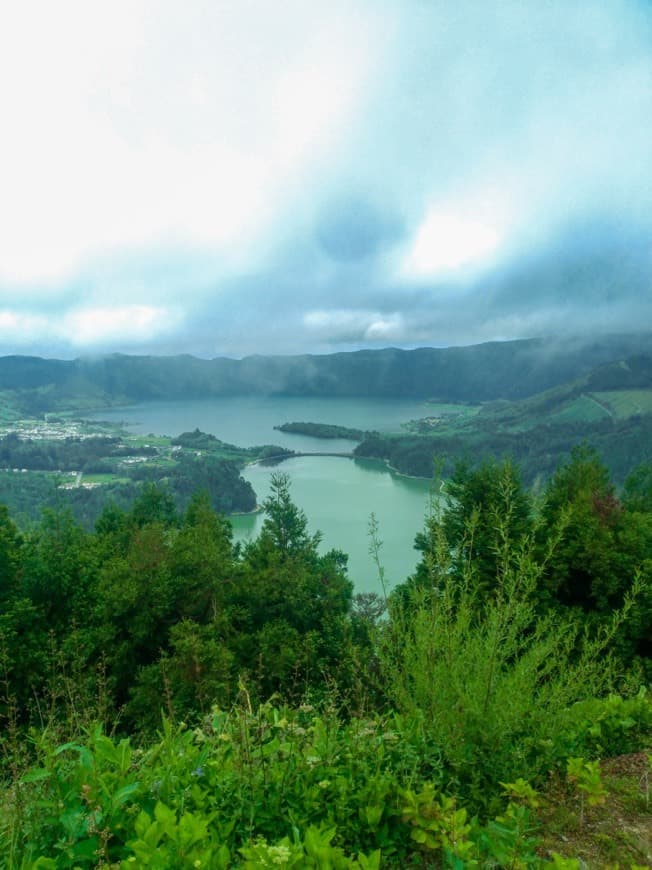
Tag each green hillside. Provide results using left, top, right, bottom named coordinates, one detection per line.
left=354, top=353, right=652, bottom=484
left=0, top=333, right=650, bottom=412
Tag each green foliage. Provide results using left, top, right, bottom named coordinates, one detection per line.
left=400, top=783, right=475, bottom=862
left=539, top=447, right=652, bottom=665
left=382, top=460, right=640, bottom=808
left=566, top=757, right=607, bottom=807
left=1, top=445, right=652, bottom=867
left=2, top=695, right=651, bottom=866
left=559, top=689, right=652, bottom=758
left=2, top=725, right=141, bottom=867
left=239, top=826, right=381, bottom=868
left=0, top=503, right=22, bottom=604
left=623, top=461, right=652, bottom=512
left=232, top=474, right=354, bottom=699
left=274, top=421, right=371, bottom=441
left=1, top=707, right=419, bottom=865
left=124, top=802, right=230, bottom=868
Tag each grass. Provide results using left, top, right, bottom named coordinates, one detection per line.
left=548, top=394, right=612, bottom=424
left=81, top=473, right=132, bottom=485
left=593, top=390, right=652, bottom=419
left=539, top=753, right=652, bottom=867
left=402, top=404, right=481, bottom=434
left=422, top=401, right=481, bottom=416
left=124, top=433, right=172, bottom=448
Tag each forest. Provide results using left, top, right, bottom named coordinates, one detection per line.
left=0, top=426, right=295, bottom=529
left=1, top=448, right=651, bottom=867
left=354, top=354, right=652, bottom=485
left=273, top=423, right=372, bottom=441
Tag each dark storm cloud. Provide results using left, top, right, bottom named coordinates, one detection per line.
left=314, top=194, right=405, bottom=262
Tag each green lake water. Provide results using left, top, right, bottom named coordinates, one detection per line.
left=92, top=397, right=437, bottom=592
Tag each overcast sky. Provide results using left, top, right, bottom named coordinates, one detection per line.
left=1, top=0, right=651, bottom=358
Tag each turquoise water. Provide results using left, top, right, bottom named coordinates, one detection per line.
left=92, top=397, right=435, bottom=592
left=232, top=456, right=433, bottom=594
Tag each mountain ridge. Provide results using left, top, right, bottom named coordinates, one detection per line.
left=0, top=332, right=650, bottom=411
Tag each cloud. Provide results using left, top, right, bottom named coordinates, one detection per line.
left=0, top=304, right=179, bottom=353
left=0, top=311, right=50, bottom=344
left=315, top=193, right=405, bottom=262
left=0, top=0, right=650, bottom=356
left=0, top=1, right=391, bottom=287
left=401, top=211, right=502, bottom=278
left=64, top=305, right=179, bottom=346
left=303, top=309, right=405, bottom=345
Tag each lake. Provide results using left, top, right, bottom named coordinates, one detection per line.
left=92, top=397, right=437, bottom=592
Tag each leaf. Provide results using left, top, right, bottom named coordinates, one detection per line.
left=362, top=804, right=384, bottom=828
left=154, top=800, right=176, bottom=829
left=411, top=828, right=427, bottom=844
left=71, top=836, right=100, bottom=859
left=54, top=741, right=94, bottom=768
left=357, top=849, right=381, bottom=870
left=93, top=734, right=119, bottom=765
left=20, top=767, right=51, bottom=783
left=134, top=809, right=153, bottom=839
left=111, top=781, right=140, bottom=809
left=54, top=741, right=85, bottom=755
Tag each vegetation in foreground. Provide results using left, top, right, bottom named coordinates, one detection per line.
left=1, top=449, right=651, bottom=866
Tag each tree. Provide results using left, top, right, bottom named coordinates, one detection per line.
left=539, top=445, right=652, bottom=668
left=398, top=459, right=533, bottom=608
left=623, top=462, right=652, bottom=513
left=0, top=504, right=22, bottom=606
left=540, top=446, right=624, bottom=611
left=258, top=473, right=321, bottom=561
left=130, top=482, right=178, bottom=529
left=168, top=492, right=235, bottom=622
left=20, top=508, right=93, bottom=630
left=233, top=474, right=353, bottom=697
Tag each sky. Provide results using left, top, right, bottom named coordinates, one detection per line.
left=0, top=0, right=651, bottom=359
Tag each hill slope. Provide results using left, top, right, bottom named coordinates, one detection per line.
left=354, top=353, right=652, bottom=484
left=0, top=333, right=650, bottom=411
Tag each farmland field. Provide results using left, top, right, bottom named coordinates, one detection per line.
left=592, top=389, right=652, bottom=418
left=548, top=393, right=611, bottom=423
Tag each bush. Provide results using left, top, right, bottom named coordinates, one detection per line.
left=379, top=464, right=642, bottom=810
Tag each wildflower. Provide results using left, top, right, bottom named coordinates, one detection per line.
left=191, top=766, right=204, bottom=778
